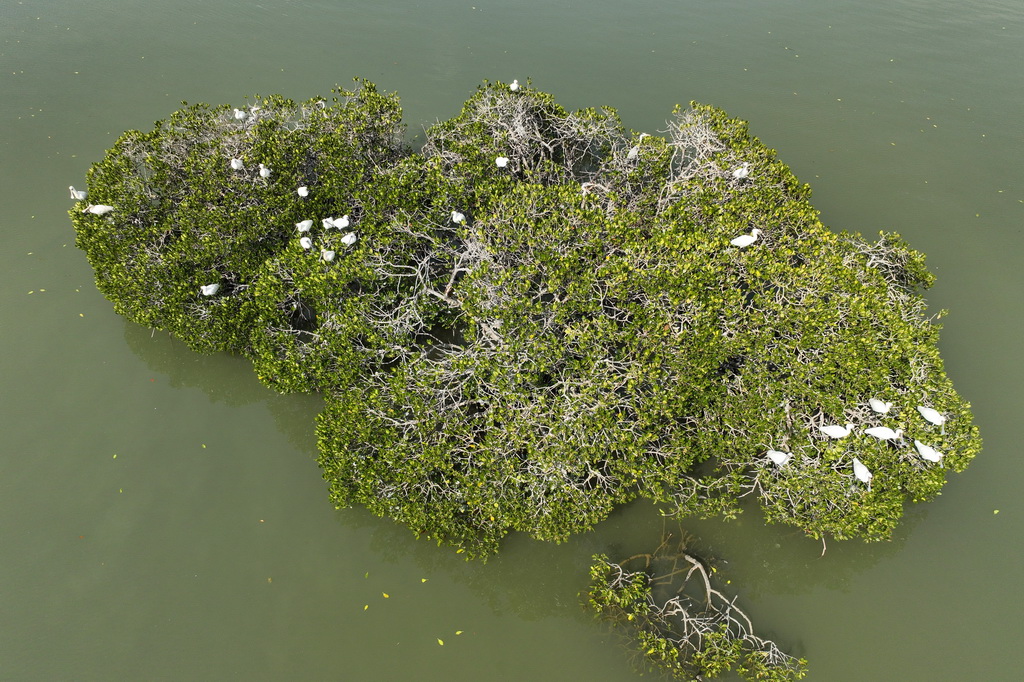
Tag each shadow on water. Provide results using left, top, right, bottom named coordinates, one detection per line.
left=337, top=485, right=920, bottom=621
left=121, top=319, right=324, bottom=451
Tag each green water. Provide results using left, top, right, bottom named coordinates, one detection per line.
left=2, top=1, right=1022, bottom=679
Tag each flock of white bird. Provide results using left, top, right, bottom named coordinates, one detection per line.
left=767, top=400, right=948, bottom=490
left=72, top=84, right=514, bottom=301
left=73, top=142, right=477, bottom=299
left=71, top=157, right=372, bottom=298
left=716, top=162, right=950, bottom=487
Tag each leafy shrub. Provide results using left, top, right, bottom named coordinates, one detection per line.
left=73, top=77, right=980, bottom=563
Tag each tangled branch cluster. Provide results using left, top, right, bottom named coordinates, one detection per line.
left=588, top=532, right=807, bottom=681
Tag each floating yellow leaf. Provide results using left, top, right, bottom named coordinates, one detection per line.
left=382, top=592, right=389, bottom=598
left=112, top=454, right=117, bottom=459
left=363, top=605, right=368, bottom=610
left=421, top=578, right=428, bottom=583
left=455, top=630, right=463, bottom=635
left=437, top=639, right=444, bottom=646
left=994, top=509, right=1000, bottom=514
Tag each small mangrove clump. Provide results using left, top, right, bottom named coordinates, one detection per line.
left=588, top=529, right=808, bottom=680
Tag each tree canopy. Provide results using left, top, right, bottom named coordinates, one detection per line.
left=71, top=78, right=980, bottom=680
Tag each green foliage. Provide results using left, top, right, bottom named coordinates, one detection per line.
left=73, top=78, right=980, bottom=558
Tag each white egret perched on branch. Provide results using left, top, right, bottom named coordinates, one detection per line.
left=767, top=449, right=791, bottom=466
left=322, top=216, right=349, bottom=229
left=299, top=236, right=312, bottom=250
left=321, top=249, right=336, bottom=262
left=340, top=232, right=357, bottom=247
left=820, top=423, right=854, bottom=439
left=852, top=458, right=873, bottom=487
left=914, top=440, right=943, bottom=463
left=869, top=398, right=892, bottom=414
left=864, top=426, right=903, bottom=441
left=509, top=79, right=520, bottom=92
left=296, top=220, right=313, bottom=233
left=258, top=163, right=271, bottom=178
left=495, top=156, right=510, bottom=168
left=69, top=185, right=87, bottom=200
left=730, top=228, right=761, bottom=248
left=731, top=162, right=750, bottom=180
left=917, top=406, right=946, bottom=426
left=200, top=283, right=220, bottom=296
left=85, top=204, right=114, bottom=215
left=451, top=210, right=466, bottom=224
left=297, top=186, right=309, bottom=197
left=233, top=108, right=247, bottom=120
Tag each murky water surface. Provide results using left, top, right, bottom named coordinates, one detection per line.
left=2, top=1, right=1022, bottom=679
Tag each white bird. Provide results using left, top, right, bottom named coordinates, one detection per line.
left=732, top=162, right=750, bottom=180
left=85, top=204, right=114, bottom=215
left=730, top=228, right=761, bottom=248
left=233, top=108, right=247, bottom=120
left=340, top=232, right=357, bottom=247
left=296, top=220, right=313, bottom=233
left=869, top=398, right=893, bottom=414
left=820, top=423, right=854, bottom=439
left=767, top=449, right=791, bottom=466
left=852, top=457, right=873, bottom=485
left=333, top=215, right=350, bottom=229
left=322, top=218, right=335, bottom=229
left=626, top=133, right=650, bottom=161
left=297, top=186, right=309, bottom=197
left=510, top=79, right=520, bottom=92
left=200, top=283, right=220, bottom=296
left=299, top=236, right=312, bottom=249
left=914, top=440, right=943, bottom=463
left=864, top=426, right=903, bottom=441
left=451, top=210, right=466, bottom=224
left=69, top=185, right=87, bottom=200
left=917, top=406, right=946, bottom=426
left=258, top=163, right=271, bottom=178
left=495, top=156, right=510, bottom=168
left=230, top=158, right=244, bottom=170
left=321, top=249, right=336, bottom=262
